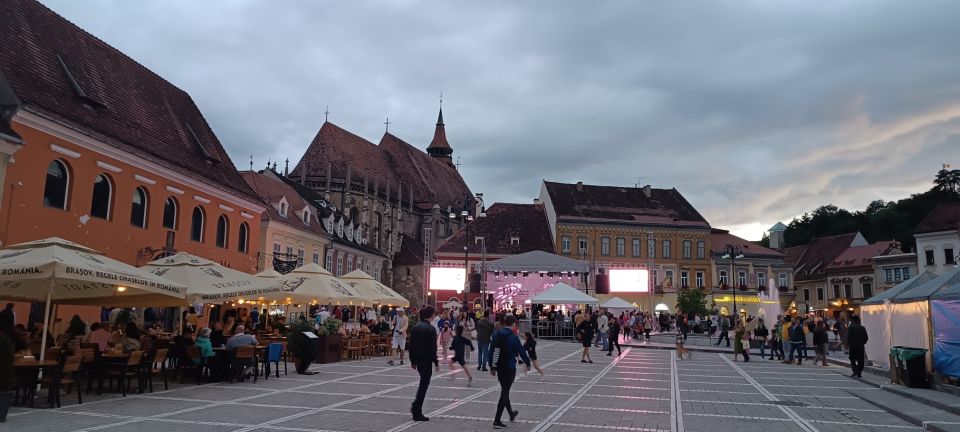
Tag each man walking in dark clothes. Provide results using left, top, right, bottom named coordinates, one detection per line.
left=408, top=306, right=439, bottom=421
left=490, top=315, right=530, bottom=429
left=607, top=315, right=622, bottom=356
left=847, top=315, right=869, bottom=378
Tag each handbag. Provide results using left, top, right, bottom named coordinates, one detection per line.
left=470, top=330, right=478, bottom=339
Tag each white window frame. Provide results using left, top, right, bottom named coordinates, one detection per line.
left=695, top=271, right=704, bottom=288
left=616, top=237, right=625, bottom=257
left=561, top=235, right=571, bottom=254
left=632, top=239, right=641, bottom=257
left=600, top=237, right=610, bottom=256
left=719, top=270, right=728, bottom=285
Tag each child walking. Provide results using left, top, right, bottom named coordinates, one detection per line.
left=523, top=332, right=545, bottom=376
left=440, top=320, right=453, bottom=361
left=449, top=325, right=475, bottom=385
left=676, top=327, right=691, bottom=360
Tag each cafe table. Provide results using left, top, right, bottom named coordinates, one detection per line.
left=13, top=359, right=61, bottom=408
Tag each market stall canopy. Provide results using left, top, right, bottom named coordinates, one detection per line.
left=655, top=303, right=670, bottom=312
left=341, top=270, right=410, bottom=306
left=444, top=300, right=462, bottom=309
left=273, top=262, right=367, bottom=306
left=486, top=250, right=589, bottom=273
left=863, top=271, right=938, bottom=305
left=0, top=237, right=185, bottom=305
left=600, top=297, right=635, bottom=310
left=893, top=267, right=960, bottom=303
left=530, top=282, right=598, bottom=305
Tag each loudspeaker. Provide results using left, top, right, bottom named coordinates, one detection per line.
left=468, top=273, right=482, bottom=293
left=595, top=274, right=610, bottom=294
left=486, top=294, right=494, bottom=309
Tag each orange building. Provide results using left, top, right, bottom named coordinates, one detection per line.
left=0, top=0, right=265, bottom=329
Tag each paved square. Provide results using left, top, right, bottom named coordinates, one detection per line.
left=4, top=341, right=933, bottom=431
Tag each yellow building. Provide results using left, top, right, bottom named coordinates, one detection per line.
left=539, top=181, right=712, bottom=310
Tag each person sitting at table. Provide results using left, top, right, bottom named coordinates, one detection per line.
left=359, top=322, right=372, bottom=335
left=113, top=323, right=141, bottom=352
left=210, top=321, right=227, bottom=348
left=83, top=322, right=113, bottom=353
left=225, top=325, right=258, bottom=350
left=194, top=327, right=215, bottom=363
left=373, top=316, right=391, bottom=335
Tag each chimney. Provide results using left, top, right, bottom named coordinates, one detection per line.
left=642, top=185, right=651, bottom=198
left=576, top=181, right=583, bottom=192
left=284, top=158, right=289, bottom=176
left=533, top=198, right=540, bottom=204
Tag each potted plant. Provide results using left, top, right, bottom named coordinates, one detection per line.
left=315, top=317, right=342, bottom=364
left=286, top=317, right=317, bottom=374
left=0, top=334, right=15, bottom=423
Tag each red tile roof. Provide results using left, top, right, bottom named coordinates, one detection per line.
left=240, top=171, right=316, bottom=234
left=790, top=232, right=859, bottom=281
left=783, top=245, right=808, bottom=266
left=427, top=109, right=451, bottom=150
left=0, top=0, right=258, bottom=201
left=543, top=181, right=709, bottom=228
left=915, top=202, right=960, bottom=235
left=436, top=203, right=555, bottom=256
left=290, top=121, right=471, bottom=209
left=826, top=241, right=895, bottom=270
left=710, top=229, right=784, bottom=258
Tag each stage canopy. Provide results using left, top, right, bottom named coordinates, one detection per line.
left=486, top=250, right=589, bottom=273
left=600, top=296, right=635, bottom=310
left=530, top=282, right=598, bottom=305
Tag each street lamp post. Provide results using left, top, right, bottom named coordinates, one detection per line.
left=722, top=244, right=744, bottom=323
left=449, top=193, right=485, bottom=308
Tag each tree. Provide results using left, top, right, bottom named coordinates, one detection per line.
left=934, top=168, right=960, bottom=193
left=676, top=287, right=708, bottom=318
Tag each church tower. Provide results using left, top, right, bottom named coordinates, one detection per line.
left=426, top=108, right=454, bottom=167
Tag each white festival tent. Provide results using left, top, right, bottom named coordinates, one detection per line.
left=341, top=270, right=410, bottom=307
left=600, top=296, right=635, bottom=310
left=0, top=237, right=186, bottom=360
left=530, top=282, right=598, bottom=305
left=861, top=272, right=937, bottom=367
left=486, top=250, right=589, bottom=273
left=861, top=270, right=955, bottom=369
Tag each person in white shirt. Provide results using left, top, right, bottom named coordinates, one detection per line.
left=318, top=307, right=331, bottom=322
left=597, top=313, right=609, bottom=350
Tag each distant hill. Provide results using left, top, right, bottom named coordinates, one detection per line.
left=761, top=168, right=960, bottom=251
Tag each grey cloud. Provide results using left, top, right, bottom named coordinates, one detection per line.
left=40, top=0, right=960, bottom=240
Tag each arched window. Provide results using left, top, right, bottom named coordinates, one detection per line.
left=43, top=160, right=70, bottom=210
left=190, top=207, right=205, bottom=242
left=162, top=197, right=178, bottom=229
left=237, top=222, right=249, bottom=253
left=90, top=174, right=113, bottom=219
left=130, top=187, right=148, bottom=228
left=216, top=215, right=229, bottom=248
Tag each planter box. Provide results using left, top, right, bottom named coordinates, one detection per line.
left=315, top=334, right=342, bottom=364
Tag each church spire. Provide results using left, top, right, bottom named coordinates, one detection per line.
left=427, top=103, right=453, bottom=166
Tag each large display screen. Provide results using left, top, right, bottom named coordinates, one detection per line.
left=609, top=269, right=649, bottom=292
left=429, top=267, right=466, bottom=291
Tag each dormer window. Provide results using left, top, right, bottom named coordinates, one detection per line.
left=302, top=208, right=311, bottom=224
left=277, top=197, right=289, bottom=217
left=511, top=236, right=520, bottom=246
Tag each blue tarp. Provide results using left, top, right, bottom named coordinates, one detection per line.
left=931, top=299, right=960, bottom=379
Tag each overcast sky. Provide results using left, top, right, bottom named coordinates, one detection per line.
left=42, top=0, right=960, bottom=240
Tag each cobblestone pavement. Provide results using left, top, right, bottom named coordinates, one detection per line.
left=5, top=341, right=948, bottom=432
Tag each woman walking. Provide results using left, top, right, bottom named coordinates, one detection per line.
left=675, top=326, right=690, bottom=360
left=734, top=321, right=750, bottom=362
left=576, top=315, right=595, bottom=363
left=813, top=320, right=829, bottom=367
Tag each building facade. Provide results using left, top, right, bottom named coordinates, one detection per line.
left=913, top=202, right=960, bottom=275
left=872, top=242, right=917, bottom=296
left=0, top=0, right=265, bottom=327
left=288, top=110, right=474, bottom=305
left=709, top=229, right=791, bottom=315
left=784, top=232, right=868, bottom=317
left=539, top=181, right=712, bottom=309
left=821, top=241, right=895, bottom=315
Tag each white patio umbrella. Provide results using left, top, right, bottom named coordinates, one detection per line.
left=272, top=263, right=367, bottom=306
left=340, top=269, right=410, bottom=307
left=141, top=252, right=284, bottom=304
left=255, top=268, right=283, bottom=278
left=0, top=237, right=185, bottom=360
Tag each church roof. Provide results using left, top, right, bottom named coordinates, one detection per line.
left=291, top=120, right=471, bottom=208
left=0, top=0, right=258, bottom=202
left=915, top=202, right=960, bottom=235
left=427, top=108, right=451, bottom=150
